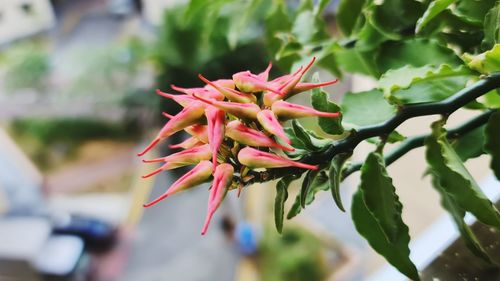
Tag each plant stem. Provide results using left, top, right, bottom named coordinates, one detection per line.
left=248, top=73, right=500, bottom=184
left=342, top=109, right=496, bottom=179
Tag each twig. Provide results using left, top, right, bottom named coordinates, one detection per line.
left=248, top=73, right=500, bottom=184
left=342, top=109, right=496, bottom=178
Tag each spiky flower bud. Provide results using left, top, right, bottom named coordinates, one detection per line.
left=138, top=57, right=340, bottom=234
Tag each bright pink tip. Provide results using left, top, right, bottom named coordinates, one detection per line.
left=143, top=193, right=169, bottom=208
left=155, top=89, right=174, bottom=99
left=142, top=157, right=165, bottom=163
left=201, top=212, right=214, bottom=235
left=198, top=74, right=214, bottom=86
left=141, top=167, right=163, bottom=179
left=162, top=112, right=174, bottom=119
left=137, top=138, right=160, bottom=157
left=170, top=84, right=186, bottom=93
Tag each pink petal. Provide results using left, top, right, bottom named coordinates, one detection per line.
left=201, top=163, right=234, bottom=235
left=238, top=147, right=318, bottom=170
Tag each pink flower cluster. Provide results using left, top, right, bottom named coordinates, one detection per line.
left=138, top=57, right=339, bottom=235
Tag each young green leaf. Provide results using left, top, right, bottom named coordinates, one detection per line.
left=341, top=89, right=396, bottom=128
left=292, top=120, right=318, bottom=151
left=378, top=64, right=474, bottom=105
left=287, top=194, right=302, bottom=220
left=275, top=175, right=300, bottom=233
left=453, top=125, right=486, bottom=161
left=291, top=120, right=331, bottom=152
left=462, top=44, right=500, bottom=74
left=329, top=152, right=351, bottom=212
left=482, top=2, right=500, bottom=49
left=483, top=90, right=500, bottom=109
left=311, top=73, right=343, bottom=135
left=351, top=190, right=419, bottom=281
left=265, top=0, right=292, bottom=55
left=370, top=0, right=425, bottom=38
left=485, top=110, right=500, bottom=180
left=376, top=39, right=461, bottom=73
left=454, top=0, right=497, bottom=25
left=415, top=0, right=456, bottom=33
left=360, top=152, right=401, bottom=242
left=336, top=0, right=366, bottom=37
left=300, top=169, right=319, bottom=208
left=430, top=174, right=492, bottom=263
left=426, top=121, right=500, bottom=228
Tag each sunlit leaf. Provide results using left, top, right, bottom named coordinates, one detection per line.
left=462, top=44, right=500, bottom=74
left=311, top=73, right=343, bottom=135
left=336, top=0, right=366, bottom=36
left=360, top=152, right=401, bottom=242
left=352, top=187, right=419, bottom=280
left=341, top=89, right=396, bottom=128
left=426, top=121, right=500, bottom=228
left=430, top=173, right=492, bottom=263
left=379, top=64, right=475, bottom=104
left=482, top=2, right=500, bottom=49
left=416, top=0, right=456, bottom=33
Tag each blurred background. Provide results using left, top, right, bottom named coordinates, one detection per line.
left=0, top=1, right=497, bottom=281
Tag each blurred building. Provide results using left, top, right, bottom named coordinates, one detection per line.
left=0, top=128, right=45, bottom=215
left=0, top=0, right=56, bottom=45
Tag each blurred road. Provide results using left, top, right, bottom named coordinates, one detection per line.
left=121, top=172, right=239, bottom=281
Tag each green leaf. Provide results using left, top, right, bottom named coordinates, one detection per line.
left=287, top=194, right=302, bottom=219
left=453, top=125, right=486, bottom=161
left=355, top=19, right=392, bottom=51
left=351, top=189, right=419, bottom=281
left=305, top=170, right=330, bottom=205
left=454, top=0, right=497, bottom=25
left=291, top=10, right=329, bottom=44
left=376, top=39, right=462, bottom=73
left=292, top=120, right=320, bottom=151
left=314, top=0, right=332, bottom=16
left=334, top=46, right=380, bottom=77
left=341, top=89, right=396, bottom=128
left=360, top=152, right=401, bottom=242
left=483, top=90, right=500, bottom=109
left=482, top=2, right=500, bottom=49
left=300, top=169, right=318, bottom=208
left=336, top=0, right=366, bottom=36
left=462, top=44, right=500, bottom=74
left=430, top=174, right=492, bottom=263
left=311, top=73, right=344, bottom=135
left=227, top=0, right=263, bottom=49
left=485, top=110, right=500, bottom=180
left=329, top=152, right=351, bottom=212
left=387, top=131, right=407, bottom=143
left=284, top=127, right=309, bottom=158
left=416, top=0, right=456, bottom=33
left=265, top=0, right=292, bottom=55
left=425, top=121, right=500, bottom=228
left=370, top=0, right=426, bottom=37
left=275, top=175, right=299, bottom=233
left=291, top=120, right=332, bottom=152
left=379, top=64, right=474, bottom=104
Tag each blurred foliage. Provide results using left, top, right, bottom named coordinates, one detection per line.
left=1, top=42, right=50, bottom=93
left=152, top=4, right=271, bottom=107
left=259, top=226, right=329, bottom=281
left=9, top=118, right=139, bottom=169
left=68, top=37, right=150, bottom=102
